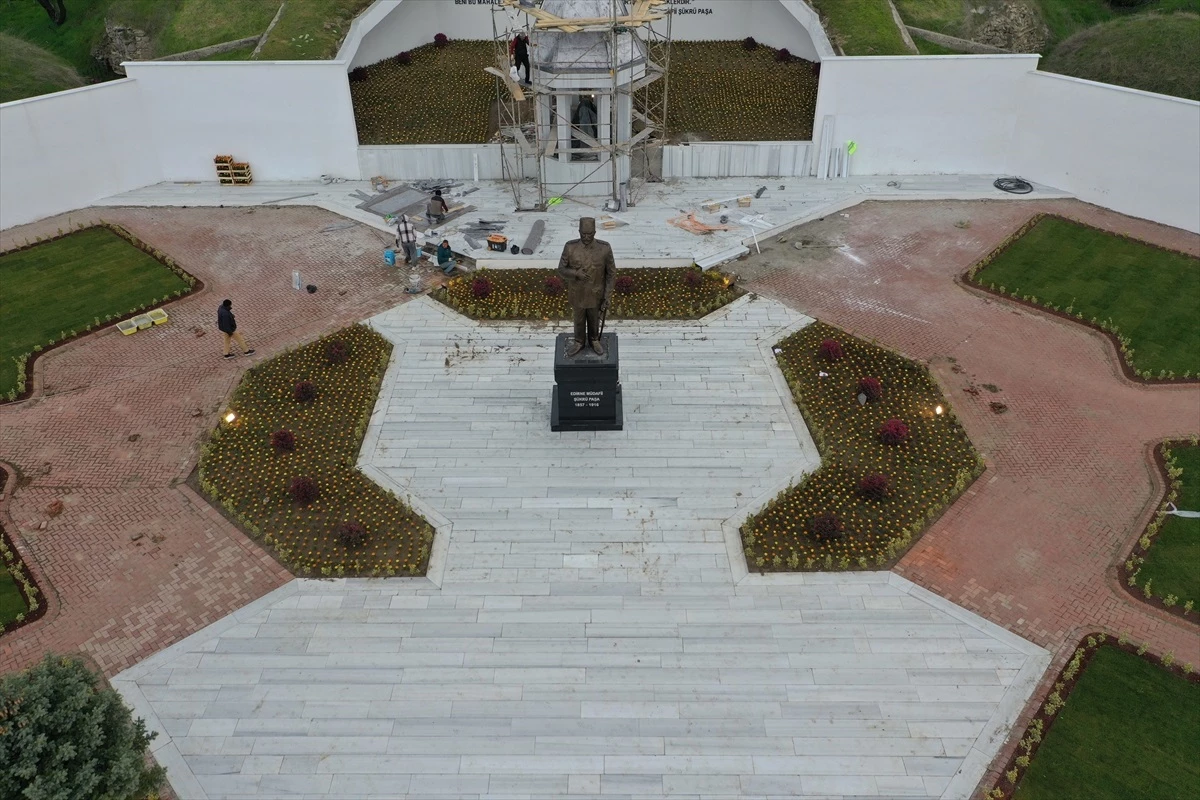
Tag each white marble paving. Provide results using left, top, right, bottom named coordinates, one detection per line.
left=114, top=296, right=1050, bottom=799
left=90, top=174, right=1070, bottom=269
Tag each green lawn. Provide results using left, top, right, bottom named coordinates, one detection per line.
left=893, top=0, right=1200, bottom=99
left=1013, top=646, right=1200, bottom=800
left=0, top=227, right=190, bottom=397
left=1043, top=12, right=1200, bottom=100
left=974, top=216, right=1200, bottom=377
left=913, top=35, right=964, bottom=55
left=0, top=566, right=26, bottom=628
left=0, top=32, right=84, bottom=102
left=1139, top=445, right=1200, bottom=606
left=253, top=0, right=373, bottom=60
left=809, top=0, right=912, bottom=54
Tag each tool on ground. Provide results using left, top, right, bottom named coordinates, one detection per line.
left=487, top=234, right=509, bottom=252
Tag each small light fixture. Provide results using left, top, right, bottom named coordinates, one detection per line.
left=934, top=405, right=944, bottom=416
left=224, top=411, right=237, bottom=423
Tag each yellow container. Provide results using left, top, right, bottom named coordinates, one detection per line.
left=737, top=196, right=752, bottom=207
left=117, top=319, right=139, bottom=336
left=133, top=314, right=154, bottom=330
left=147, top=308, right=169, bottom=325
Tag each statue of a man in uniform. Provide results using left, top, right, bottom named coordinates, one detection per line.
left=557, top=217, right=616, bottom=357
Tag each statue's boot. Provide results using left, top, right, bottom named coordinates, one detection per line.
left=590, top=338, right=606, bottom=357
left=566, top=339, right=586, bottom=357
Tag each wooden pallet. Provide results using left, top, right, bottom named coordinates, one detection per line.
left=215, top=155, right=253, bottom=185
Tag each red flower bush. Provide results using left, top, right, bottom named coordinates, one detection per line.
left=393, top=51, right=412, bottom=66
left=859, top=473, right=891, bottom=500
left=742, top=36, right=758, bottom=50
left=817, top=338, right=843, bottom=362
left=683, top=269, right=703, bottom=288
left=615, top=275, right=635, bottom=294
left=270, top=429, right=296, bottom=453
left=433, top=33, right=449, bottom=47
left=349, top=67, right=367, bottom=82
left=808, top=513, right=845, bottom=541
left=776, top=47, right=792, bottom=62
left=287, top=476, right=319, bottom=505
left=293, top=380, right=317, bottom=402
left=857, top=376, right=882, bottom=402
left=325, top=339, right=351, bottom=365
left=335, top=521, right=368, bottom=548
left=471, top=277, right=493, bottom=299
left=879, top=418, right=910, bottom=445
left=544, top=275, right=565, bottom=296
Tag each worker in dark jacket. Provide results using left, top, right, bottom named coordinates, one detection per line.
left=217, top=299, right=255, bottom=359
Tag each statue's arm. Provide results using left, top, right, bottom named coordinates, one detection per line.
left=557, top=244, right=581, bottom=280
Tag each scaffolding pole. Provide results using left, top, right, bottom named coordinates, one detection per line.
left=489, top=0, right=671, bottom=211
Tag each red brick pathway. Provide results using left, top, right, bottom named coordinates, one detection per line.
left=746, top=198, right=1199, bottom=795
left=0, top=207, right=421, bottom=676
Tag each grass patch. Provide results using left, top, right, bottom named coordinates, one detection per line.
left=351, top=41, right=493, bottom=145
left=199, top=325, right=434, bottom=577
left=912, top=35, right=965, bottom=55
left=808, top=0, right=912, bottom=54
left=433, top=267, right=742, bottom=321
left=0, top=225, right=194, bottom=399
left=1043, top=12, right=1200, bottom=100
left=0, top=568, right=26, bottom=629
left=253, top=0, right=373, bottom=60
left=894, top=0, right=969, bottom=36
left=742, top=321, right=981, bottom=572
left=0, top=32, right=85, bottom=102
left=154, top=0, right=276, bottom=57
left=969, top=215, right=1200, bottom=379
left=1127, top=443, right=1200, bottom=616
left=1010, top=645, right=1200, bottom=800
left=649, top=41, right=819, bottom=141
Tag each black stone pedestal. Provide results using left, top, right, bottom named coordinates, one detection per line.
left=550, top=332, right=623, bottom=432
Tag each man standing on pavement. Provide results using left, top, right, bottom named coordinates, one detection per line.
left=395, top=213, right=419, bottom=266
left=217, top=299, right=255, bottom=360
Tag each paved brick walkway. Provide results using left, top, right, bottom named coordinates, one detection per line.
left=744, top=199, right=1200, bottom=793
left=0, top=207, right=426, bottom=676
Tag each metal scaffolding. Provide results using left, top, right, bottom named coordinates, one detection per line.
left=489, top=0, right=671, bottom=211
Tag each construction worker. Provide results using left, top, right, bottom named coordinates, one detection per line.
left=511, top=32, right=532, bottom=86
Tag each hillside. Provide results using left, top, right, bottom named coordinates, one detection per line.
left=0, top=31, right=85, bottom=102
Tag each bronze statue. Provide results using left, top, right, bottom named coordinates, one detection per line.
left=557, top=217, right=616, bottom=357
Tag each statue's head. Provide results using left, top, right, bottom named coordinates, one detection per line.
left=579, top=217, right=596, bottom=244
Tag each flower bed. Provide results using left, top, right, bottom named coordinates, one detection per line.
left=0, top=223, right=199, bottom=402
left=350, top=41, right=494, bottom=145
left=199, top=326, right=433, bottom=577
left=987, top=634, right=1199, bottom=800
left=433, top=267, right=741, bottom=320
left=741, top=321, right=982, bottom=571
left=1121, top=440, right=1199, bottom=623
left=965, top=214, right=1200, bottom=382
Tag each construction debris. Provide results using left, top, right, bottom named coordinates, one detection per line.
left=668, top=212, right=734, bottom=235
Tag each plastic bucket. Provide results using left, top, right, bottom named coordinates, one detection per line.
left=384, top=248, right=396, bottom=266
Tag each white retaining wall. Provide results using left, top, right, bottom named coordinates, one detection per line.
left=123, top=61, right=360, bottom=183
left=662, top=142, right=813, bottom=178
left=0, top=80, right=161, bottom=231
left=348, top=0, right=830, bottom=69
left=811, top=55, right=1036, bottom=176
left=1012, top=71, right=1200, bottom=234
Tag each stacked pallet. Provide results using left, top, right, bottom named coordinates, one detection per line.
left=215, top=155, right=253, bottom=185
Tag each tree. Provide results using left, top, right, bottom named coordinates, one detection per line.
left=0, top=654, right=164, bottom=800
left=33, top=0, right=68, bottom=26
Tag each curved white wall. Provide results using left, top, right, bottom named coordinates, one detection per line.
left=349, top=0, right=830, bottom=69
